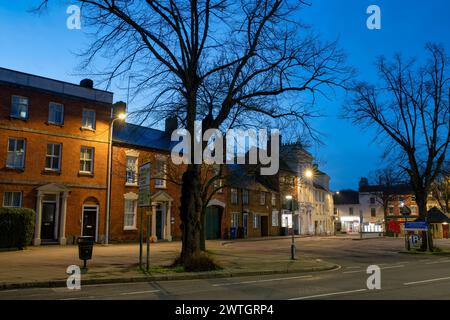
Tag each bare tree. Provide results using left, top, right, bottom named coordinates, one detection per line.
left=345, top=44, right=450, bottom=250
left=367, top=167, right=405, bottom=235
left=39, top=0, right=351, bottom=266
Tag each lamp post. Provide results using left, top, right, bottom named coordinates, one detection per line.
left=105, top=112, right=127, bottom=245
left=286, top=195, right=295, bottom=260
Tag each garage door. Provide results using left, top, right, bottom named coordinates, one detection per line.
left=205, top=206, right=221, bottom=240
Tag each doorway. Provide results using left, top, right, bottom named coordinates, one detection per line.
left=155, top=204, right=165, bottom=240
left=443, top=224, right=449, bottom=239
left=82, top=205, right=98, bottom=240
left=243, top=213, right=249, bottom=238
left=205, top=206, right=221, bottom=239
left=261, top=216, right=269, bottom=237
left=41, top=202, right=57, bottom=240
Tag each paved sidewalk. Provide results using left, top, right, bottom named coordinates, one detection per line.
left=0, top=239, right=337, bottom=289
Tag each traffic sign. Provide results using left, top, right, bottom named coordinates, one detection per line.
left=404, top=221, right=428, bottom=231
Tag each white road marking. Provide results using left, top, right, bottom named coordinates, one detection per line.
left=425, top=259, right=450, bottom=265
left=404, top=276, right=450, bottom=286
left=0, top=289, right=18, bottom=293
left=289, top=289, right=367, bottom=300
left=119, top=290, right=160, bottom=296
left=345, top=266, right=362, bottom=269
left=212, top=275, right=313, bottom=287
left=59, top=296, right=97, bottom=300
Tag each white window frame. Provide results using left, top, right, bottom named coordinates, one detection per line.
left=231, top=212, right=239, bottom=228
left=271, top=193, right=276, bottom=206
left=253, top=213, right=260, bottom=229
left=242, top=189, right=249, bottom=205
left=125, top=156, right=138, bottom=185
left=48, top=102, right=64, bottom=125
left=11, top=95, right=29, bottom=119
left=3, top=191, right=22, bottom=208
left=231, top=188, right=238, bottom=204
left=45, top=143, right=62, bottom=171
left=124, top=197, right=138, bottom=230
left=154, top=159, right=167, bottom=188
left=6, top=138, right=26, bottom=169
left=80, top=146, right=94, bottom=174
left=82, top=108, right=96, bottom=130
left=260, top=192, right=266, bottom=205
left=271, top=210, right=279, bottom=227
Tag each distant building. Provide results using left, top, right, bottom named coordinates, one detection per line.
left=333, top=190, right=361, bottom=233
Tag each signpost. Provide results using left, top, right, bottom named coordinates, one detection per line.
left=138, top=163, right=151, bottom=271
left=404, top=221, right=428, bottom=251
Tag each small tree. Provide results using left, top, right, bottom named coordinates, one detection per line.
left=345, top=44, right=450, bottom=250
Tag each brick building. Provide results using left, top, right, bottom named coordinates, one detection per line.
left=0, top=67, right=335, bottom=245
left=0, top=67, right=113, bottom=245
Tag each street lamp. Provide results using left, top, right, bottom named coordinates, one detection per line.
left=304, top=168, right=313, bottom=179
left=105, top=112, right=127, bottom=245
left=286, top=195, right=295, bottom=260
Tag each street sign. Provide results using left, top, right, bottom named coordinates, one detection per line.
left=409, top=234, right=423, bottom=249
left=138, top=163, right=151, bottom=207
left=404, top=221, right=428, bottom=231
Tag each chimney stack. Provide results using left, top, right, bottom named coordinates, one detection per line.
left=165, top=116, right=178, bottom=134
left=80, top=79, right=94, bottom=89
left=113, top=101, right=127, bottom=118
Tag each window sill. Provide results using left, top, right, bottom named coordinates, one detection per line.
left=46, top=121, right=64, bottom=127
left=4, top=167, right=24, bottom=172
left=80, top=127, right=96, bottom=132
left=42, top=169, right=61, bottom=175
left=9, top=116, right=28, bottom=121
left=123, top=227, right=137, bottom=231
left=125, top=183, right=138, bottom=187
left=78, top=172, right=94, bottom=177
left=155, top=185, right=167, bottom=189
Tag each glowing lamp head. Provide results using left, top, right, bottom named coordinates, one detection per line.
left=285, top=195, right=293, bottom=200
left=304, top=169, right=313, bottom=179
left=117, top=113, right=127, bottom=120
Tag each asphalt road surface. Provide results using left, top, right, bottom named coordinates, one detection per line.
left=1, top=237, right=450, bottom=300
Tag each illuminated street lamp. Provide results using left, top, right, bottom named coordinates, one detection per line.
left=304, top=168, right=313, bottom=179
left=105, top=112, right=127, bottom=244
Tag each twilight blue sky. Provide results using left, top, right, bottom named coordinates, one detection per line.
left=1, top=0, right=449, bottom=190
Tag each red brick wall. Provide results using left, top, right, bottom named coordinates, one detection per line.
left=0, top=83, right=111, bottom=242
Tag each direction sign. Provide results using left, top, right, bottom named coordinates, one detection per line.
left=404, top=221, right=428, bottom=231
left=138, top=163, right=151, bottom=207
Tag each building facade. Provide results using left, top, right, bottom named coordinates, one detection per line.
left=1, top=67, right=337, bottom=245
left=0, top=67, right=113, bottom=245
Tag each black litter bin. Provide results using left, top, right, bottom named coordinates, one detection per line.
left=281, top=227, right=288, bottom=236
left=77, top=236, right=94, bottom=268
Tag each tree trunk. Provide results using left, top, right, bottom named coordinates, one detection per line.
left=417, top=193, right=432, bottom=251
left=179, top=164, right=204, bottom=263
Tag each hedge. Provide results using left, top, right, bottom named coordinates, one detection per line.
left=0, top=207, right=35, bottom=249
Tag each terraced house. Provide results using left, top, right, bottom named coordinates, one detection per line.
left=0, top=67, right=335, bottom=245
left=0, top=67, right=112, bottom=245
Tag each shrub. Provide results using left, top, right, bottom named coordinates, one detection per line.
left=0, top=208, right=35, bottom=249
left=172, top=252, right=221, bottom=272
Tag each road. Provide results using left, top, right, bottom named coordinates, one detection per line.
left=1, top=237, right=450, bottom=300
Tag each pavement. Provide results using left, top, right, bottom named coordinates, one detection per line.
left=0, top=237, right=337, bottom=290
left=2, top=236, right=450, bottom=299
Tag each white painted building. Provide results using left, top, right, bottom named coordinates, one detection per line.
left=280, top=142, right=335, bottom=236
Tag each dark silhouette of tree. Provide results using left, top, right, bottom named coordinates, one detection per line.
left=39, top=0, right=351, bottom=265
left=345, top=44, right=450, bottom=250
